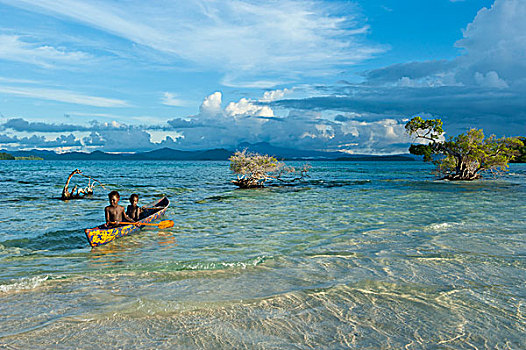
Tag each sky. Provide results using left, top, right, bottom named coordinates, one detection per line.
left=0, top=0, right=524, bottom=154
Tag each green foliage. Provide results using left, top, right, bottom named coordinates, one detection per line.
left=511, top=137, right=526, bottom=163
left=14, top=156, right=44, bottom=160
left=406, top=116, right=524, bottom=180
left=408, top=144, right=433, bottom=162
left=404, top=116, right=444, bottom=141
left=0, top=152, right=15, bottom=160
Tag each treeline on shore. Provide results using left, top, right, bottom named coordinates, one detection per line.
left=0, top=152, right=43, bottom=160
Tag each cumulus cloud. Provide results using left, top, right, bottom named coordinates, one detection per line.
left=259, top=88, right=293, bottom=102
left=166, top=118, right=203, bottom=129
left=0, top=134, right=18, bottom=144
left=0, top=118, right=181, bottom=152
left=225, top=98, right=274, bottom=118
left=82, top=128, right=154, bottom=151
left=199, top=92, right=222, bottom=117
left=474, top=71, right=508, bottom=88
left=455, top=0, right=526, bottom=85
left=359, top=0, right=526, bottom=93
left=286, top=0, right=526, bottom=137
left=0, top=133, right=82, bottom=149
left=79, top=120, right=181, bottom=152
left=363, top=60, right=456, bottom=85
left=161, top=92, right=412, bottom=154
left=2, top=118, right=88, bottom=132
left=2, top=88, right=414, bottom=154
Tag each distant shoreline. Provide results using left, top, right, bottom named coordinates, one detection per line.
left=1, top=145, right=418, bottom=162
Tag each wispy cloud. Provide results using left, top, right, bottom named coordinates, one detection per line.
left=0, top=86, right=129, bottom=107
left=161, top=92, right=188, bottom=107
left=0, top=34, right=91, bottom=68
left=2, top=0, right=383, bottom=87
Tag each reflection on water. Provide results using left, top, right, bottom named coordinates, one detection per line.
left=0, top=160, right=525, bottom=348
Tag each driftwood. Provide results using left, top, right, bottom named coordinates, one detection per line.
left=61, top=169, right=107, bottom=200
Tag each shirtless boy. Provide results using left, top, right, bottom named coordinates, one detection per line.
left=126, top=193, right=142, bottom=221
left=105, top=191, right=135, bottom=226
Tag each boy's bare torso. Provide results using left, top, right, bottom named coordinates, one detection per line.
left=126, top=205, right=142, bottom=221
left=105, top=204, right=127, bottom=223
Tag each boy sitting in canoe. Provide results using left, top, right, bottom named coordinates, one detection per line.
left=105, top=190, right=135, bottom=227
left=126, top=193, right=142, bottom=221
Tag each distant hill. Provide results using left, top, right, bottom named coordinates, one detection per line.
left=2, top=143, right=415, bottom=161
left=0, top=152, right=15, bottom=160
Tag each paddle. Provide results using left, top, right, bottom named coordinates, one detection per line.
left=111, top=220, right=174, bottom=229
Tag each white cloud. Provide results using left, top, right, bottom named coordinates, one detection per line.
left=455, top=0, right=526, bottom=84
left=474, top=71, right=508, bottom=88
left=161, top=92, right=187, bottom=107
left=199, top=92, right=222, bottom=116
left=259, top=88, right=292, bottom=102
left=162, top=91, right=412, bottom=153
left=148, top=129, right=183, bottom=143
left=0, top=86, right=129, bottom=107
left=225, top=98, right=274, bottom=118
left=394, top=72, right=460, bottom=88
left=3, top=0, right=383, bottom=86
left=0, top=34, right=91, bottom=67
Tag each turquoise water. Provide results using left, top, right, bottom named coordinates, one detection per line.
left=0, top=160, right=525, bottom=349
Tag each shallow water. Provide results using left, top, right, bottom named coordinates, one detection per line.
left=0, top=160, right=525, bottom=349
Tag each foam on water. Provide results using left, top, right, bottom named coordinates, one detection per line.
left=0, top=275, right=49, bottom=294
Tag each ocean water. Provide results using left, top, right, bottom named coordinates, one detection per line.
left=0, top=160, right=525, bottom=349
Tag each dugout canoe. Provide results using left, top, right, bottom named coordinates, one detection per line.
left=85, top=196, right=170, bottom=247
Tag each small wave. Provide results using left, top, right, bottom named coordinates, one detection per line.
left=307, top=179, right=371, bottom=188
left=178, top=255, right=268, bottom=271
left=0, top=243, right=32, bottom=257
left=0, top=275, right=49, bottom=293
left=429, top=223, right=452, bottom=230
left=5, top=196, right=42, bottom=202
left=149, top=256, right=269, bottom=272
left=426, top=222, right=464, bottom=232
left=195, top=194, right=236, bottom=203
left=1, top=229, right=86, bottom=251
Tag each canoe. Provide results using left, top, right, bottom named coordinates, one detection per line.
left=85, top=196, right=170, bottom=247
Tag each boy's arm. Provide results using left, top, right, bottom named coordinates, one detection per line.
left=121, top=207, right=135, bottom=222
left=105, top=207, right=111, bottom=224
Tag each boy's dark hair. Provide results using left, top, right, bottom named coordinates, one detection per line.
left=129, top=193, right=139, bottom=202
left=108, top=190, right=120, bottom=199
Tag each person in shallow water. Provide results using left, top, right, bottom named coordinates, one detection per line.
left=105, top=190, right=135, bottom=227
left=126, top=193, right=142, bottom=221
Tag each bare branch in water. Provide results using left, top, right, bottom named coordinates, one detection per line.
left=61, top=169, right=107, bottom=200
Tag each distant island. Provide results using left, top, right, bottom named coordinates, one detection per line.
left=1, top=142, right=417, bottom=161
left=0, top=152, right=43, bottom=160
left=2, top=141, right=525, bottom=162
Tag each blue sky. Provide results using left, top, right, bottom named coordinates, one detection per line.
left=0, top=0, right=524, bottom=154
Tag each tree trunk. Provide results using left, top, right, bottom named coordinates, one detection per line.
left=232, top=178, right=264, bottom=189
left=61, top=169, right=97, bottom=199
left=61, top=169, right=81, bottom=199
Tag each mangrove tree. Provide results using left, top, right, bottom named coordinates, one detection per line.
left=405, top=116, right=523, bottom=180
